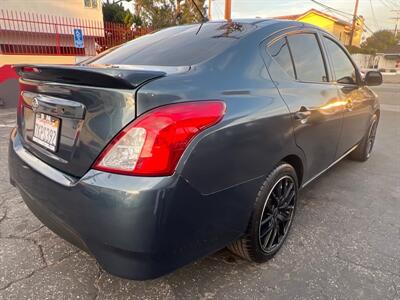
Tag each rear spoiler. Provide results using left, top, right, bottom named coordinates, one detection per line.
left=13, top=64, right=167, bottom=89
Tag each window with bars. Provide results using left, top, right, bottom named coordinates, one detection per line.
left=84, top=0, right=98, bottom=8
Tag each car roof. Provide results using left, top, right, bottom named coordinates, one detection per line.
left=88, top=19, right=316, bottom=68
left=207, top=18, right=276, bottom=25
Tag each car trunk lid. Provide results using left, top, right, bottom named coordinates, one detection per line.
left=15, top=64, right=166, bottom=178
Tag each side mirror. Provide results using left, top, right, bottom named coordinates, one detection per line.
left=337, top=76, right=356, bottom=85
left=364, top=71, right=382, bottom=86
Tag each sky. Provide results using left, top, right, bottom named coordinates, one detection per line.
left=209, top=0, right=399, bottom=33
left=120, top=0, right=400, bottom=34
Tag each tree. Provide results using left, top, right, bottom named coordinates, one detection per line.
left=113, top=0, right=133, bottom=3
left=136, top=0, right=206, bottom=29
left=102, top=1, right=143, bottom=27
left=360, top=30, right=399, bottom=54
left=103, top=0, right=206, bottom=30
left=178, top=0, right=207, bottom=24
left=135, top=0, right=177, bottom=29
left=124, top=12, right=143, bottom=27
left=102, top=2, right=128, bottom=23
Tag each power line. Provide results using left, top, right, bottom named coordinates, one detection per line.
left=386, top=0, right=400, bottom=8
left=211, top=0, right=394, bottom=33
left=380, top=0, right=396, bottom=9
left=370, top=0, right=380, bottom=30
left=364, top=21, right=382, bottom=35
left=391, top=9, right=400, bottom=36
left=307, top=1, right=394, bottom=36
left=213, top=0, right=224, bottom=19
left=319, top=8, right=350, bottom=21
left=308, top=0, right=353, bottom=17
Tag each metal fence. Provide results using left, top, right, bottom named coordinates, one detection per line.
left=0, top=9, right=151, bottom=56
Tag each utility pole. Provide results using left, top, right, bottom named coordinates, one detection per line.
left=391, top=10, right=400, bottom=37
left=349, top=0, right=360, bottom=47
left=225, top=0, right=231, bottom=20
left=208, top=0, right=212, bottom=20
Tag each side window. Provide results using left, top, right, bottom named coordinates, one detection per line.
left=324, top=37, right=358, bottom=85
left=287, top=34, right=328, bottom=83
left=267, top=37, right=295, bottom=79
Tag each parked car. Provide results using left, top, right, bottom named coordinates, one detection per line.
left=9, top=19, right=382, bottom=280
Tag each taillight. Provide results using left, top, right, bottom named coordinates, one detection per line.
left=16, top=66, right=39, bottom=113
left=93, top=101, right=226, bottom=176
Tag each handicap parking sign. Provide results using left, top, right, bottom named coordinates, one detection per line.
left=73, top=28, right=84, bottom=48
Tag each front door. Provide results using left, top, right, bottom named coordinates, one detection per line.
left=322, top=36, right=376, bottom=157
left=265, top=32, right=344, bottom=181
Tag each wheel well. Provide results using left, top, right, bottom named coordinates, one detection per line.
left=282, top=155, right=304, bottom=187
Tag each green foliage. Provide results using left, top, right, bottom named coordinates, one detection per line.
left=102, top=2, right=143, bottom=27
left=346, top=45, right=376, bottom=55
left=136, top=0, right=177, bottom=29
left=124, top=12, right=143, bottom=27
left=135, top=0, right=206, bottom=29
left=102, top=2, right=127, bottom=23
left=132, top=14, right=143, bottom=27
left=360, top=30, right=399, bottom=53
left=178, top=0, right=207, bottom=24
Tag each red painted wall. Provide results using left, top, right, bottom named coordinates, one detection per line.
left=0, top=65, right=19, bottom=84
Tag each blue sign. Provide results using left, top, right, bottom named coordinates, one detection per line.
left=73, top=28, right=84, bottom=48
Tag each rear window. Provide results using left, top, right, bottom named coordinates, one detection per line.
left=287, top=33, right=328, bottom=83
left=89, top=22, right=252, bottom=67
left=267, top=37, right=295, bottom=79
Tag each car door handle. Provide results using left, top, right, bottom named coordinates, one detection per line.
left=345, top=101, right=353, bottom=111
left=294, top=108, right=311, bottom=120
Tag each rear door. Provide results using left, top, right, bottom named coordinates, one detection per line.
left=265, top=30, right=343, bottom=181
left=321, top=36, right=376, bottom=157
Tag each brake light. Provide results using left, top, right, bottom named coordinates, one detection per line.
left=21, top=66, right=39, bottom=73
left=93, top=101, right=226, bottom=176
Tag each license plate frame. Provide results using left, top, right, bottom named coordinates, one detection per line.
left=32, top=113, right=61, bottom=152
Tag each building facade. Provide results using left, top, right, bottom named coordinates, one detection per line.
left=0, top=0, right=104, bottom=65
left=376, top=44, right=400, bottom=71
left=0, top=0, right=103, bottom=21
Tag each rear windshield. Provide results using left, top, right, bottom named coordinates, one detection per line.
left=89, top=22, right=252, bottom=67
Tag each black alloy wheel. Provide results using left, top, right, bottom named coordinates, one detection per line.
left=258, top=175, right=296, bottom=254
left=228, top=163, right=298, bottom=262
left=350, top=114, right=379, bottom=162
left=366, top=118, right=378, bottom=158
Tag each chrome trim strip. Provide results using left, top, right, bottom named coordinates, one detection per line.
left=22, top=91, right=86, bottom=119
left=301, top=145, right=358, bottom=188
left=106, top=64, right=191, bottom=75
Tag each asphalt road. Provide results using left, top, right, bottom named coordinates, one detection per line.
left=0, top=84, right=399, bottom=300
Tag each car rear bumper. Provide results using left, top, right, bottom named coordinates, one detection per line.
left=9, top=128, right=256, bottom=279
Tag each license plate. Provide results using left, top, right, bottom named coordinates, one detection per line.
left=32, top=113, right=60, bottom=152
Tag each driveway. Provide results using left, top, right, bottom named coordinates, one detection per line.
left=0, top=84, right=399, bottom=300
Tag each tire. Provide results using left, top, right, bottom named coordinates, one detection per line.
left=349, top=114, right=378, bottom=162
left=228, top=163, right=298, bottom=262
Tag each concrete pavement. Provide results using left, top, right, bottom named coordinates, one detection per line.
left=0, top=84, right=399, bottom=299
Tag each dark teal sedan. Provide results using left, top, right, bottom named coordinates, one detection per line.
left=9, top=19, right=381, bottom=280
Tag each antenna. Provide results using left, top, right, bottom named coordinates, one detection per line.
left=179, top=0, right=209, bottom=22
